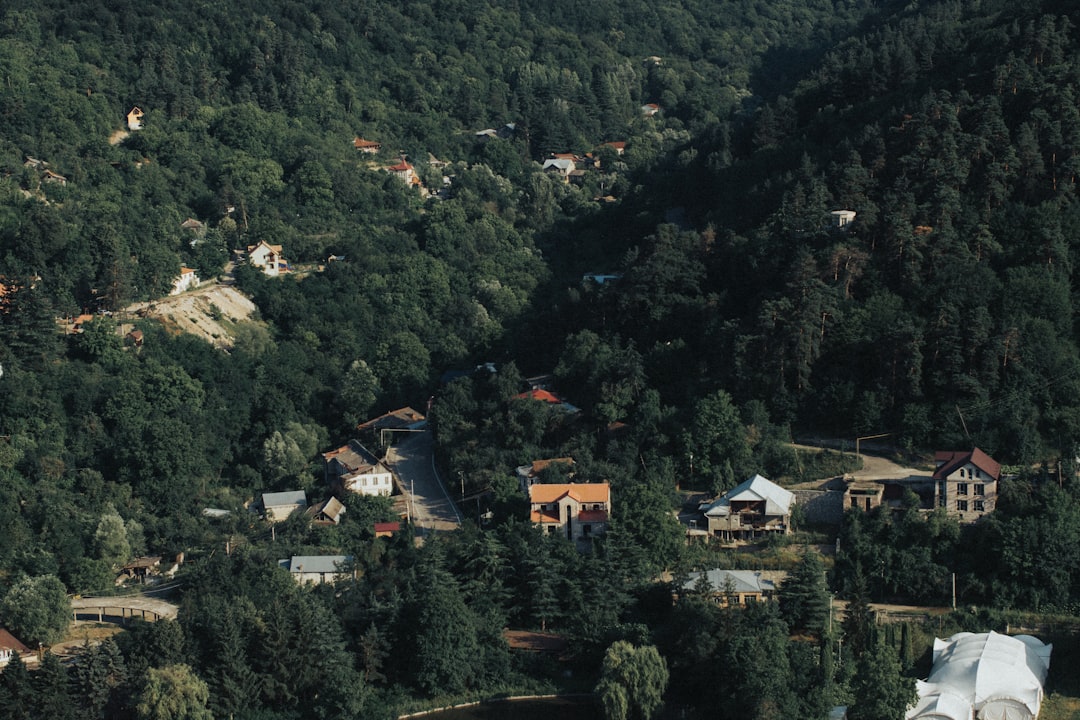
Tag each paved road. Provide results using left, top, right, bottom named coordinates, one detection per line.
left=386, top=430, right=462, bottom=535
left=71, top=595, right=179, bottom=622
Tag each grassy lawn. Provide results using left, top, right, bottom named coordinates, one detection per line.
left=1041, top=694, right=1080, bottom=720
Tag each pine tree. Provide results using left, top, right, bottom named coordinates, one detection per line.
left=779, top=549, right=831, bottom=635
left=33, top=652, right=74, bottom=720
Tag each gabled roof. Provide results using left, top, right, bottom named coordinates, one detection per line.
left=529, top=482, right=610, bottom=505
left=246, top=241, right=283, bottom=254
left=0, top=628, right=29, bottom=654
left=263, top=490, right=307, bottom=508
left=323, top=440, right=384, bottom=474
left=681, top=569, right=784, bottom=594
left=512, top=389, right=580, bottom=413
left=702, top=474, right=793, bottom=517
left=353, top=137, right=381, bottom=149
left=933, top=448, right=1001, bottom=481
left=357, top=406, right=427, bottom=432
left=542, top=158, right=575, bottom=173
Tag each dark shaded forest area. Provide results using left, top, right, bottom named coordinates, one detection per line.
left=4, top=0, right=1080, bottom=718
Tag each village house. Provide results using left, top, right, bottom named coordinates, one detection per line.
left=261, top=490, right=308, bottom=522
left=513, top=388, right=581, bottom=414
left=516, top=457, right=575, bottom=495
left=306, top=496, right=347, bottom=526
left=180, top=217, right=205, bottom=233
left=374, top=521, right=401, bottom=538
left=700, top=474, right=794, bottom=541
left=831, top=209, right=857, bottom=228
left=127, top=106, right=145, bottom=131
left=529, top=482, right=610, bottom=549
left=641, top=103, right=661, bottom=117
left=41, top=169, right=67, bottom=186
left=0, top=628, right=29, bottom=667
left=246, top=241, right=287, bottom=276
left=279, top=555, right=354, bottom=585
left=171, top=267, right=200, bottom=295
left=386, top=157, right=420, bottom=186
left=678, top=569, right=786, bottom=607
left=353, top=137, right=381, bottom=153
left=542, top=157, right=576, bottom=182
left=117, top=556, right=163, bottom=584
left=602, top=141, right=627, bottom=155
left=323, top=440, right=394, bottom=497
left=933, top=448, right=1000, bottom=522
left=357, top=407, right=428, bottom=444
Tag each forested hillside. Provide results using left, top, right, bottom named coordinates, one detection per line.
left=4, top=0, right=1080, bottom=718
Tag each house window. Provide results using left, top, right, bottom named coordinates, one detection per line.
left=974, top=500, right=985, bottom=512
left=959, top=469, right=965, bottom=478
left=956, top=500, right=968, bottom=512
left=938, top=482, right=946, bottom=507
left=547, top=526, right=557, bottom=534
left=361, top=477, right=368, bottom=487
left=974, top=484, right=985, bottom=496
left=957, top=483, right=968, bottom=495
left=744, top=595, right=757, bottom=604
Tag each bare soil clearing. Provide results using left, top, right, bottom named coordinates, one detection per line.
left=127, top=280, right=261, bottom=349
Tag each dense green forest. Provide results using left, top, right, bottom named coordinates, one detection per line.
left=5, top=0, right=1080, bottom=718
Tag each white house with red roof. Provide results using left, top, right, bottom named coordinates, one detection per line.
left=529, top=482, right=610, bottom=549
left=386, top=157, right=419, bottom=186
left=933, top=448, right=1000, bottom=522
left=246, top=241, right=287, bottom=277
left=0, top=628, right=29, bottom=667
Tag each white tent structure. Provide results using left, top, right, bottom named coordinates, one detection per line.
left=907, top=631, right=1052, bottom=720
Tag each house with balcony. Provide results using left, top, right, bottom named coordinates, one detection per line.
left=529, top=482, right=610, bottom=550
left=933, top=448, right=1000, bottom=522
left=700, top=474, right=793, bottom=541
left=246, top=241, right=287, bottom=276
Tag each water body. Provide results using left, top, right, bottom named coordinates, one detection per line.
left=412, top=696, right=599, bottom=720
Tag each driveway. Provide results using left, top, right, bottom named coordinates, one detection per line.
left=385, top=430, right=462, bottom=535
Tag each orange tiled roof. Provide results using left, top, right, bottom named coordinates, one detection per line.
left=514, top=388, right=562, bottom=404
left=529, top=482, right=610, bottom=505
left=530, top=509, right=561, bottom=524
